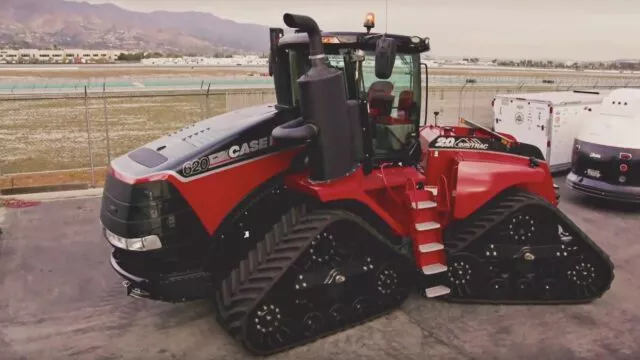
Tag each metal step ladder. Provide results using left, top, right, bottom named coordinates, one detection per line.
left=405, top=182, right=451, bottom=298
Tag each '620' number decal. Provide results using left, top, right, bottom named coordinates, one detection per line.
left=182, top=157, right=210, bottom=176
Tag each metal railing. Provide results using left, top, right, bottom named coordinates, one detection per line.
left=1, top=72, right=640, bottom=96
left=0, top=80, right=638, bottom=190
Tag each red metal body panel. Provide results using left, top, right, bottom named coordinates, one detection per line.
left=452, top=160, right=551, bottom=219
left=110, top=148, right=303, bottom=235
left=285, top=124, right=556, bottom=237
left=110, top=124, right=557, bottom=252
left=284, top=166, right=426, bottom=236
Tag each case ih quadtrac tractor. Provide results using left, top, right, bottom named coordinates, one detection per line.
left=100, top=12, right=614, bottom=356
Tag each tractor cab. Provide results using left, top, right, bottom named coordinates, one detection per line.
left=268, top=12, right=430, bottom=167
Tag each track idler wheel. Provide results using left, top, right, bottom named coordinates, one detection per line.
left=446, top=253, right=489, bottom=298
left=215, top=206, right=415, bottom=356
left=246, top=301, right=293, bottom=349
left=443, top=189, right=614, bottom=304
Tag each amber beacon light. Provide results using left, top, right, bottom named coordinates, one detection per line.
left=364, top=12, right=375, bottom=32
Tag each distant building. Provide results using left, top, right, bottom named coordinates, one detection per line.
left=614, top=59, right=640, bottom=70
left=0, top=49, right=125, bottom=64
left=140, top=55, right=269, bottom=66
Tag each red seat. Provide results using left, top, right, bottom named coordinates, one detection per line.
left=368, top=81, right=394, bottom=123
left=392, top=90, right=414, bottom=124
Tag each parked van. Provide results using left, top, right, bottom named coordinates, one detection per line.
left=566, top=88, right=640, bottom=202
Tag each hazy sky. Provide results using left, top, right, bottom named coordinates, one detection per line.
left=70, top=0, right=640, bottom=60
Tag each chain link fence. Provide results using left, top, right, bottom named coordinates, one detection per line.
left=0, top=81, right=637, bottom=191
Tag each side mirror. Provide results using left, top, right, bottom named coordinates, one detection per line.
left=268, top=27, right=284, bottom=76
left=374, top=37, right=396, bottom=79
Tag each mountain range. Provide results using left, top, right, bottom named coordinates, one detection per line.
left=0, top=0, right=272, bottom=54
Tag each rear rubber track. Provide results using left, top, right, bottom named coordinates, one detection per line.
left=442, top=188, right=614, bottom=304
left=214, top=204, right=415, bottom=356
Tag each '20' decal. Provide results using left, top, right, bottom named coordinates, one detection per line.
left=182, top=157, right=210, bottom=176
left=433, top=136, right=490, bottom=150
left=434, top=137, right=456, bottom=147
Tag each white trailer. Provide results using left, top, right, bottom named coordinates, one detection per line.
left=492, top=90, right=610, bottom=173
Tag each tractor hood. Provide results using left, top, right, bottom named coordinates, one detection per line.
left=110, top=104, right=283, bottom=180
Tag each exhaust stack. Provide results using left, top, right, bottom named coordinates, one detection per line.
left=282, top=14, right=324, bottom=67
left=280, top=13, right=359, bottom=182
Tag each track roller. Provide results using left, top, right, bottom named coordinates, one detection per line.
left=443, top=189, right=614, bottom=304
left=214, top=205, right=415, bottom=356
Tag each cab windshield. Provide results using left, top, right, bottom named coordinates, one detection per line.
left=287, top=47, right=422, bottom=157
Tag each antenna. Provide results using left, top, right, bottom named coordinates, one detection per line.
left=384, top=0, right=389, bottom=33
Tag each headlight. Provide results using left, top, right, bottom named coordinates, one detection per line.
left=104, top=228, right=162, bottom=251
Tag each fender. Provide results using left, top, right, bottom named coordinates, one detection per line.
left=452, top=159, right=556, bottom=219
left=170, top=148, right=304, bottom=235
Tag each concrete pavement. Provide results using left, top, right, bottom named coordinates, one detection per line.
left=0, top=177, right=639, bottom=360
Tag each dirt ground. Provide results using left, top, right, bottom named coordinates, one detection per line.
left=0, top=176, right=639, bottom=360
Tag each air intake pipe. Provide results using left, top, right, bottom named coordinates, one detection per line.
left=271, top=13, right=358, bottom=182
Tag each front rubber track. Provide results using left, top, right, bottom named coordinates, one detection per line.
left=214, top=204, right=415, bottom=356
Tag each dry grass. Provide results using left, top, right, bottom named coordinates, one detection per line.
left=0, top=85, right=495, bottom=190
left=0, top=94, right=227, bottom=177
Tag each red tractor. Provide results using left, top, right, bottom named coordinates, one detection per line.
left=100, top=12, right=614, bottom=356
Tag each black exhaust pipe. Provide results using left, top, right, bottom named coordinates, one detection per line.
left=282, top=13, right=323, bottom=64
left=271, top=13, right=359, bottom=182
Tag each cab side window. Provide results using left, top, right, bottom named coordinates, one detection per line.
left=361, top=53, right=419, bottom=155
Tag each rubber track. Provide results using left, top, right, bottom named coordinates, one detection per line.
left=442, top=188, right=615, bottom=305
left=444, top=189, right=540, bottom=252
left=214, top=205, right=412, bottom=356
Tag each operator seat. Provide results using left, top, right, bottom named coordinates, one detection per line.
left=367, top=81, right=397, bottom=153
left=367, top=81, right=394, bottom=123
left=394, top=90, right=415, bottom=124
left=368, top=80, right=394, bottom=98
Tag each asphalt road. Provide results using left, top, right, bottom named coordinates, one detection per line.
left=1, top=176, right=639, bottom=360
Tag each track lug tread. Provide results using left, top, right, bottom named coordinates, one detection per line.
left=443, top=188, right=614, bottom=304
left=214, top=205, right=413, bottom=356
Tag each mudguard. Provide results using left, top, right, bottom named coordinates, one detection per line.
left=452, top=159, right=556, bottom=219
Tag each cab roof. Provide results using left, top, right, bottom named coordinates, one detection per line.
left=277, top=31, right=430, bottom=53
